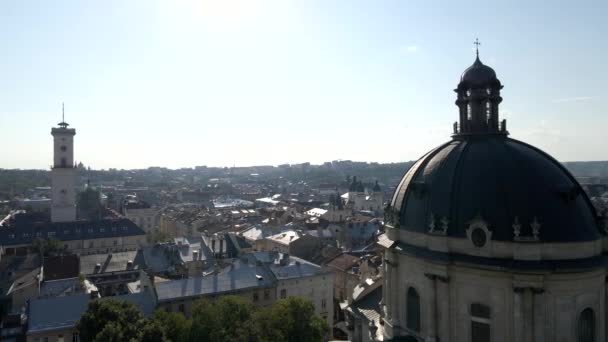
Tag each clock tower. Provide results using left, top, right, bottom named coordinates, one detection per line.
left=50, top=105, right=77, bottom=222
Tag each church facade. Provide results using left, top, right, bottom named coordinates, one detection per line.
left=381, top=48, right=605, bottom=342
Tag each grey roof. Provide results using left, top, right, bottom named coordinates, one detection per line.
left=39, top=278, right=80, bottom=297
left=250, top=252, right=326, bottom=280
left=348, top=285, right=382, bottom=323
left=390, top=137, right=601, bottom=244
left=0, top=218, right=145, bottom=246
left=154, top=262, right=275, bottom=302
left=28, top=293, right=90, bottom=334
left=114, top=292, right=156, bottom=317
left=142, top=245, right=175, bottom=273
left=80, top=250, right=144, bottom=275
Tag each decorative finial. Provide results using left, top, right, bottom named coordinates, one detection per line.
left=474, top=38, right=481, bottom=58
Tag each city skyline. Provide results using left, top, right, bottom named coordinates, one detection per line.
left=1, top=0, right=607, bottom=169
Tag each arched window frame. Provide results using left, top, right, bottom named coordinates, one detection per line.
left=577, top=307, right=595, bottom=342
left=470, top=303, right=491, bottom=342
left=406, top=286, right=421, bottom=333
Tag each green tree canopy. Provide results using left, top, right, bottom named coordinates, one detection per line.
left=77, top=296, right=327, bottom=342
left=77, top=187, right=102, bottom=220
left=76, top=299, right=152, bottom=342
left=31, top=237, right=64, bottom=256
left=151, top=309, right=191, bottom=342
left=250, top=297, right=328, bottom=342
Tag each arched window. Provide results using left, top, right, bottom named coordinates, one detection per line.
left=471, top=303, right=491, bottom=342
left=406, top=287, right=420, bottom=332
left=485, top=101, right=492, bottom=122
left=577, top=308, right=595, bottom=342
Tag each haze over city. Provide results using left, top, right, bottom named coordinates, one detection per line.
left=1, top=0, right=607, bottom=169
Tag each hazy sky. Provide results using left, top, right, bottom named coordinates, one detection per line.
left=1, top=0, right=607, bottom=169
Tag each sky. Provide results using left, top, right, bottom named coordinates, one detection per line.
left=0, top=0, right=607, bottom=170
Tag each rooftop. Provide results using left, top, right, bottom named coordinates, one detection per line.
left=154, top=261, right=275, bottom=302
left=0, top=218, right=146, bottom=246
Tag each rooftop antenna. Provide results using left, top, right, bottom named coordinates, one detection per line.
left=473, top=38, right=481, bottom=58
left=58, top=102, right=69, bottom=128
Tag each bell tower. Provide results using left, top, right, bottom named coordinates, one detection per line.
left=50, top=104, right=77, bottom=222
left=453, top=39, right=507, bottom=136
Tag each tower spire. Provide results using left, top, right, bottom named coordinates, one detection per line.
left=58, top=102, right=69, bottom=128
left=474, top=38, right=481, bottom=58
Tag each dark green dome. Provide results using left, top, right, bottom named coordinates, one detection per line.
left=390, top=136, right=601, bottom=243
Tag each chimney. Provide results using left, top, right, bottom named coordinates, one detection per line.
left=94, top=263, right=101, bottom=274
left=126, top=260, right=133, bottom=270
left=211, top=239, right=216, bottom=253
left=280, top=253, right=290, bottom=266
left=193, top=250, right=199, bottom=261
left=219, top=238, right=224, bottom=257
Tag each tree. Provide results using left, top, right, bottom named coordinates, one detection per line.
left=152, top=309, right=191, bottom=342
left=77, top=187, right=102, bottom=220
left=31, top=237, right=64, bottom=256
left=250, top=297, right=328, bottom=342
left=76, top=299, right=147, bottom=342
left=188, top=298, right=221, bottom=341
left=138, top=320, right=169, bottom=342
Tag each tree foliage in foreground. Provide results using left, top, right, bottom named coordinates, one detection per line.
left=77, top=296, right=328, bottom=342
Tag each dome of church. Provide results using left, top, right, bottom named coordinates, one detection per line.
left=459, top=56, right=498, bottom=87
left=389, top=136, right=601, bottom=243
left=387, top=51, right=603, bottom=248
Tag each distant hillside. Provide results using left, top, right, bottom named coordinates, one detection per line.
left=563, top=161, right=608, bottom=178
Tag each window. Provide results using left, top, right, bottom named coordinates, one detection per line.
left=178, top=303, right=185, bottom=313
left=280, top=289, right=287, bottom=299
left=253, top=292, right=259, bottom=302
left=89, top=241, right=94, bottom=248
left=471, top=303, right=491, bottom=342
left=264, top=289, right=270, bottom=300
left=321, top=298, right=327, bottom=310
left=406, top=287, right=420, bottom=332
left=486, top=101, right=492, bottom=121
left=467, top=103, right=472, bottom=120
left=577, top=308, right=595, bottom=342
left=61, top=158, right=67, bottom=167
left=58, top=334, right=64, bottom=342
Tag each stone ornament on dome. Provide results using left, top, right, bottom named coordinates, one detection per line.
left=440, top=216, right=449, bottom=235
left=428, top=214, right=449, bottom=236
left=428, top=213, right=436, bottom=233
left=512, top=216, right=521, bottom=239
left=531, top=217, right=541, bottom=240
left=513, top=216, right=541, bottom=242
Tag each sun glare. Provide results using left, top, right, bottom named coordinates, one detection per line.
left=171, top=0, right=271, bottom=32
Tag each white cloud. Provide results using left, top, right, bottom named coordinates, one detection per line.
left=406, top=45, right=418, bottom=52
left=553, top=96, right=595, bottom=103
